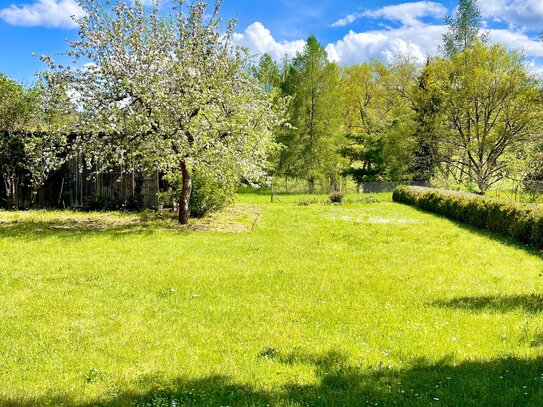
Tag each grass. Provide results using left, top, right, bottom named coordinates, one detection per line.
left=1, top=192, right=543, bottom=406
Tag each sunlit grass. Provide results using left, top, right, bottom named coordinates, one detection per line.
left=1, top=193, right=543, bottom=406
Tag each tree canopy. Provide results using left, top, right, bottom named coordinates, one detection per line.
left=61, top=0, right=285, bottom=223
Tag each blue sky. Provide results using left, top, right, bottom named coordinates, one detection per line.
left=1, top=0, right=542, bottom=84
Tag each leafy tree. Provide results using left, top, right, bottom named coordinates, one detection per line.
left=282, top=35, right=344, bottom=192
left=411, top=60, right=441, bottom=183
left=425, top=42, right=543, bottom=193
left=442, top=0, right=486, bottom=57
left=59, top=0, right=284, bottom=224
left=374, top=58, right=418, bottom=181
left=339, top=63, right=384, bottom=187
left=0, top=74, right=38, bottom=207
left=340, top=59, right=418, bottom=188
left=255, top=54, right=281, bottom=93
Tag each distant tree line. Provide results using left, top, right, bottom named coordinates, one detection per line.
left=254, top=0, right=543, bottom=195
left=1, top=0, right=542, bottom=222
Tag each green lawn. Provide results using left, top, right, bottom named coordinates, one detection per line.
left=1, top=193, right=543, bottom=406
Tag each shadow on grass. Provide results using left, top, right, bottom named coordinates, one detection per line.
left=3, top=350, right=543, bottom=406
left=395, top=203, right=543, bottom=259
left=432, top=294, right=543, bottom=314
left=0, top=216, right=179, bottom=240
left=0, top=205, right=260, bottom=240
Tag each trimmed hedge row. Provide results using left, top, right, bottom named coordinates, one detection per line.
left=393, top=185, right=543, bottom=248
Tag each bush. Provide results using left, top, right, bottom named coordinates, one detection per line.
left=189, top=172, right=236, bottom=218
left=159, top=171, right=237, bottom=218
left=329, top=192, right=344, bottom=204
left=297, top=197, right=321, bottom=206
left=393, top=186, right=543, bottom=248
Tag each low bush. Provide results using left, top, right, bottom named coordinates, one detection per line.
left=297, top=197, right=322, bottom=206
left=329, top=192, right=344, bottom=204
left=159, top=171, right=237, bottom=218
left=189, top=172, right=236, bottom=218
left=393, top=186, right=543, bottom=248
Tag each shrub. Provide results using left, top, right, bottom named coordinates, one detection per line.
left=343, top=195, right=381, bottom=205
left=393, top=186, right=543, bottom=249
left=329, top=192, right=344, bottom=204
left=159, top=171, right=237, bottom=218
left=297, top=197, right=321, bottom=206
left=189, top=172, right=236, bottom=218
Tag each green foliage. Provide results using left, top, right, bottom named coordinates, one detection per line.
left=189, top=173, right=236, bottom=218
left=393, top=185, right=543, bottom=247
left=340, top=59, right=418, bottom=184
left=423, top=42, right=543, bottom=193
left=442, top=0, right=486, bottom=56
left=159, top=171, right=236, bottom=218
left=255, top=54, right=281, bottom=93
left=0, top=73, right=38, bottom=133
left=277, top=35, right=345, bottom=189
left=411, top=60, right=440, bottom=183
left=329, top=191, right=344, bottom=204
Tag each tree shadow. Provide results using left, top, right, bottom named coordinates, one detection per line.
left=0, top=215, right=179, bottom=241
left=432, top=294, right=543, bottom=314
left=3, top=350, right=543, bottom=406
left=0, top=205, right=258, bottom=241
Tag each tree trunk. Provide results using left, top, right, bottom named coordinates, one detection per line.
left=178, top=160, right=192, bottom=225
left=10, top=174, right=18, bottom=210
left=308, top=177, right=315, bottom=194
left=477, top=177, right=488, bottom=195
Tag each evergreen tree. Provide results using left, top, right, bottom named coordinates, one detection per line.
left=255, top=54, right=281, bottom=93
left=411, top=59, right=440, bottom=183
left=281, top=35, right=344, bottom=193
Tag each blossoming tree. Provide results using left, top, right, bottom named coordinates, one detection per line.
left=62, top=0, right=284, bottom=223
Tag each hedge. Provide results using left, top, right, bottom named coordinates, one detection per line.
left=392, top=185, right=543, bottom=249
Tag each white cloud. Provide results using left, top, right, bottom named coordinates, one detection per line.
left=363, top=1, right=448, bottom=27
left=331, top=12, right=364, bottom=28
left=332, top=1, right=447, bottom=28
left=233, top=22, right=306, bottom=60
left=489, top=28, right=543, bottom=57
left=236, top=19, right=543, bottom=73
left=0, top=0, right=84, bottom=29
left=480, top=0, right=543, bottom=32
left=326, top=25, right=446, bottom=65
left=325, top=25, right=543, bottom=66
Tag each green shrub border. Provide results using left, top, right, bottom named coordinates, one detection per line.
left=393, top=186, right=543, bottom=248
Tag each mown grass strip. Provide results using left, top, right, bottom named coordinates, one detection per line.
left=393, top=185, right=543, bottom=249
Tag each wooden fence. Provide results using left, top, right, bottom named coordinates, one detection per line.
left=1, top=155, right=161, bottom=209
